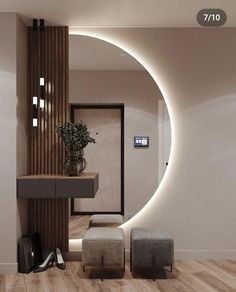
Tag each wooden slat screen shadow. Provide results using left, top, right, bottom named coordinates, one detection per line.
left=27, top=26, right=69, bottom=251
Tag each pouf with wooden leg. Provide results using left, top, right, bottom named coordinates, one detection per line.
left=82, top=227, right=125, bottom=281
left=130, top=228, right=174, bottom=280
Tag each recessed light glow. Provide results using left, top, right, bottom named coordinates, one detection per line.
left=40, top=77, right=45, bottom=86
left=33, top=96, right=38, bottom=106
left=40, top=99, right=45, bottom=108
left=33, top=118, right=38, bottom=127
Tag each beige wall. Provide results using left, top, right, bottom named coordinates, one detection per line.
left=0, top=13, right=27, bottom=273
left=70, top=28, right=236, bottom=258
left=16, top=16, right=28, bottom=240
left=0, top=13, right=17, bottom=273
left=69, top=70, right=161, bottom=218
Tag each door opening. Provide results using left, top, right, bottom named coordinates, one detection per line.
left=70, top=104, right=124, bottom=215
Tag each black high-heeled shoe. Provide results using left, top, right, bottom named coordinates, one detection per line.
left=33, top=251, right=55, bottom=273
left=56, top=248, right=66, bottom=270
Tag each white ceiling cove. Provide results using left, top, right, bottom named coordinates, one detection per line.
left=0, top=0, right=235, bottom=27
left=69, top=35, right=143, bottom=70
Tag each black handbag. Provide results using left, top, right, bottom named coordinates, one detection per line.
left=18, top=232, right=43, bottom=273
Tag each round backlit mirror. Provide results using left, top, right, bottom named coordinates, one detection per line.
left=69, top=35, right=171, bottom=240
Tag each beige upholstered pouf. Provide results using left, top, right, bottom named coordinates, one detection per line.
left=89, top=214, right=123, bottom=228
left=130, top=228, right=174, bottom=280
left=82, top=227, right=124, bottom=280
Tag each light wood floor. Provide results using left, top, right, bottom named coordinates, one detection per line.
left=69, top=216, right=91, bottom=239
left=69, top=215, right=126, bottom=239
left=1, top=260, right=236, bottom=291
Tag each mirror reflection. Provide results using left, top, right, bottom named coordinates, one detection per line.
left=68, top=35, right=171, bottom=240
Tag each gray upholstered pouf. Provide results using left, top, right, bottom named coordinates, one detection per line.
left=130, top=228, right=174, bottom=274
left=89, top=214, right=123, bottom=228
left=82, top=227, right=125, bottom=279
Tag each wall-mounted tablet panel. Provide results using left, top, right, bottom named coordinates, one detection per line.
left=134, top=136, right=149, bottom=148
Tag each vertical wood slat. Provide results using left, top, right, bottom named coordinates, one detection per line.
left=27, top=27, right=68, bottom=252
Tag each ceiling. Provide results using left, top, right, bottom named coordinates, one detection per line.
left=69, top=35, right=143, bottom=70
left=0, top=0, right=235, bottom=27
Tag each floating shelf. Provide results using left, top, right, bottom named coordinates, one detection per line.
left=17, top=172, right=99, bottom=198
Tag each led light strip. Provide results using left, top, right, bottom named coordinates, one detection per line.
left=32, top=19, right=45, bottom=127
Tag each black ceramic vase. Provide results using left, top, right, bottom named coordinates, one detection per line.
left=63, top=149, right=87, bottom=176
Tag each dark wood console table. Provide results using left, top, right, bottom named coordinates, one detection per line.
left=17, top=173, right=99, bottom=252
left=17, top=172, right=99, bottom=198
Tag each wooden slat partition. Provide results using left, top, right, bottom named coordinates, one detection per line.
left=27, top=26, right=69, bottom=251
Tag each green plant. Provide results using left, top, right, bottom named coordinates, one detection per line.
left=56, top=121, right=96, bottom=151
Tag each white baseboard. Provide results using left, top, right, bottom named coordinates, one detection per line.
left=125, top=250, right=236, bottom=260
left=174, top=250, right=236, bottom=259
left=0, top=263, right=17, bottom=274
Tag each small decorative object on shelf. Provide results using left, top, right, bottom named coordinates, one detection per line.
left=56, top=122, right=95, bottom=176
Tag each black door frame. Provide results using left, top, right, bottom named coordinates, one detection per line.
left=70, top=104, right=124, bottom=215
